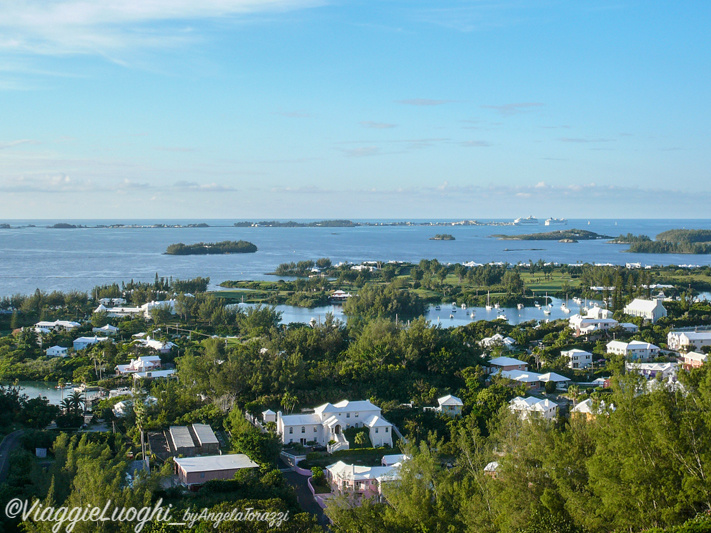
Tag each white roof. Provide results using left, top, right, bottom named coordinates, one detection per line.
left=488, top=356, right=527, bottom=367
left=538, top=372, right=570, bottom=383
left=363, top=414, right=392, bottom=428
left=685, top=351, right=708, bottom=363
left=625, top=298, right=663, bottom=312
left=382, top=454, right=407, bottom=466
left=437, top=394, right=464, bottom=407
left=484, top=461, right=499, bottom=472
left=326, top=460, right=400, bottom=482
left=332, top=399, right=380, bottom=411
left=607, top=340, right=629, bottom=350
left=562, top=349, right=592, bottom=356
left=501, top=370, right=542, bottom=383
left=280, top=413, right=321, bottom=425
left=175, top=454, right=258, bottom=473
left=627, top=340, right=659, bottom=350
left=170, top=426, right=195, bottom=450
left=192, top=423, right=219, bottom=446
left=314, top=402, right=339, bottom=415
left=680, top=331, right=711, bottom=341
left=510, top=396, right=558, bottom=411
left=262, top=409, right=276, bottom=415
left=571, top=398, right=594, bottom=414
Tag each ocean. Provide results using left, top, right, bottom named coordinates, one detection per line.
left=1, top=219, right=711, bottom=298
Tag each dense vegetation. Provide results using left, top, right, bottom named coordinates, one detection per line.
left=493, top=229, right=611, bottom=241
left=4, top=264, right=711, bottom=531
left=165, top=240, right=258, bottom=255
left=429, top=234, right=455, bottom=240
left=620, top=229, right=711, bottom=254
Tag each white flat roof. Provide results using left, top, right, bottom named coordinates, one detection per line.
left=175, top=454, right=258, bottom=473
left=170, top=426, right=195, bottom=450
left=192, top=423, right=219, bottom=446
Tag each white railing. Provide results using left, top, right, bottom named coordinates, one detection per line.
left=327, top=433, right=349, bottom=453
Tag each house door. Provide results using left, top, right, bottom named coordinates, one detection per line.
left=300, top=438, right=307, bottom=445
left=334, top=425, right=341, bottom=435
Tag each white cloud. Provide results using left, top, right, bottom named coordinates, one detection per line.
left=0, top=0, right=325, bottom=56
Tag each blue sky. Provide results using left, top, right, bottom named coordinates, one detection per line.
left=0, top=0, right=709, bottom=219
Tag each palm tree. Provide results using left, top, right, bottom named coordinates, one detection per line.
left=68, top=391, right=84, bottom=416
left=60, top=398, right=74, bottom=415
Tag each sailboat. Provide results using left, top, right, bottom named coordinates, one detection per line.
left=561, top=294, right=571, bottom=314
left=485, top=291, right=492, bottom=311
left=543, top=292, right=551, bottom=315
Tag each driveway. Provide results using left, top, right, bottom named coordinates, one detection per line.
left=0, top=430, right=25, bottom=483
left=281, top=469, right=329, bottom=527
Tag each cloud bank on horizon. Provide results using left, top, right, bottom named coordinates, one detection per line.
left=0, top=0, right=709, bottom=219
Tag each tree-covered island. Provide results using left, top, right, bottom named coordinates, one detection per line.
left=493, top=229, right=611, bottom=241
left=165, top=240, right=257, bottom=255
left=614, top=229, right=711, bottom=254
left=429, top=234, right=455, bottom=240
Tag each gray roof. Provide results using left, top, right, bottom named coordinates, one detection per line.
left=174, top=454, right=258, bottom=473
left=192, top=423, right=219, bottom=446
left=170, top=426, right=195, bottom=450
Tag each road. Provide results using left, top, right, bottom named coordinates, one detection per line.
left=281, top=470, right=329, bottom=527
left=0, top=430, right=25, bottom=483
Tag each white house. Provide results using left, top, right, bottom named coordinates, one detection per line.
left=92, top=324, right=119, bottom=335
left=46, top=345, right=68, bottom=357
left=606, top=340, right=660, bottom=361
left=73, top=336, right=110, bottom=351
left=569, top=313, right=619, bottom=335
left=667, top=330, right=711, bottom=352
left=488, top=356, right=527, bottom=373
left=571, top=398, right=614, bottom=420
left=682, top=351, right=708, bottom=370
left=94, top=299, right=178, bottom=319
left=262, top=409, right=277, bottom=423
left=133, top=337, right=176, bottom=354
left=276, top=399, right=394, bottom=451
left=586, top=306, right=614, bottom=320
left=623, top=298, right=667, bottom=323
left=498, top=369, right=569, bottom=390
left=34, top=320, right=81, bottom=334
left=509, top=396, right=558, bottom=421
left=626, top=362, right=677, bottom=381
left=116, top=355, right=162, bottom=375
left=435, top=395, right=463, bottom=416
left=562, top=348, right=593, bottom=370
left=480, top=334, right=516, bottom=350
left=326, top=460, right=402, bottom=501
left=99, top=297, right=126, bottom=306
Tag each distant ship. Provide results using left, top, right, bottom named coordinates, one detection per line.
left=514, top=216, right=539, bottom=225
left=544, top=217, right=568, bottom=226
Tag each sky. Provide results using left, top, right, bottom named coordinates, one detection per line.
left=0, top=0, right=710, bottom=220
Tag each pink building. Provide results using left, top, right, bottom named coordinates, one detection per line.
left=174, top=454, right=258, bottom=488
left=325, top=460, right=402, bottom=501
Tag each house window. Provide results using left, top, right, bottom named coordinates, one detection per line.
left=289, top=427, right=293, bottom=434
left=346, top=413, right=350, bottom=418
left=355, top=412, right=359, bottom=418
left=200, top=472, right=205, bottom=478
left=314, top=427, right=317, bottom=432
left=385, top=427, right=389, bottom=432
left=375, top=428, right=379, bottom=433
left=301, top=426, right=305, bottom=433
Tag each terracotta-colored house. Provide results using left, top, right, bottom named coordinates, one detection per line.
left=174, top=454, right=258, bottom=488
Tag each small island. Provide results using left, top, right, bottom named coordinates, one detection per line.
left=492, top=229, right=611, bottom=241
left=619, top=229, right=711, bottom=254
left=165, top=240, right=257, bottom=255
left=430, top=234, right=455, bottom=241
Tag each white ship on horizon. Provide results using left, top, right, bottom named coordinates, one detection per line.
left=514, top=216, right=539, bottom=225
left=545, top=217, right=568, bottom=226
